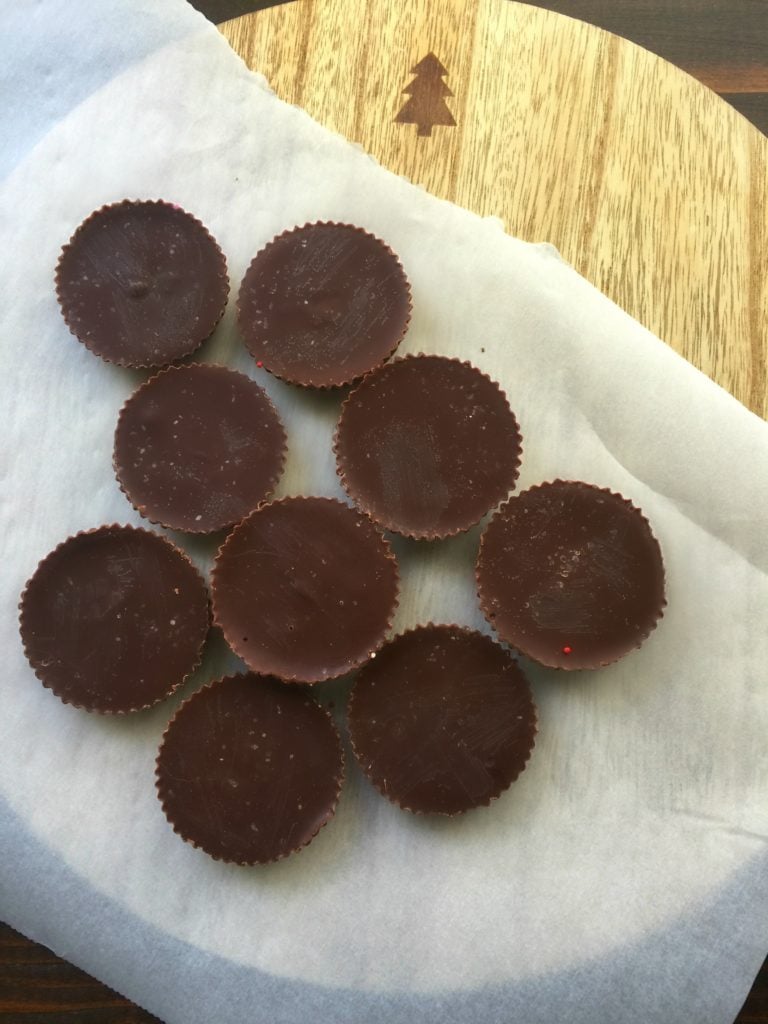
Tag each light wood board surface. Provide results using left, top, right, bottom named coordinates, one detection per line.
left=220, top=0, right=768, bottom=419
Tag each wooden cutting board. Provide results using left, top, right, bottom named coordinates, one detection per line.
left=220, top=0, right=768, bottom=419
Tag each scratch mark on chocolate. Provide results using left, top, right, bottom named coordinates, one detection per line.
left=197, top=696, right=227, bottom=841
left=374, top=421, right=449, bottom=522
left=528, top=582, right=598, bottom=633
left=585, top=535, right=636, bottom=596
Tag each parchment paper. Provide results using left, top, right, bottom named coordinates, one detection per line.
left=1, top=2, right=766, bottom=1022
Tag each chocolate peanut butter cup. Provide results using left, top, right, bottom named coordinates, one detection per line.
left=55, top=200, right=229, bottom=368
left=335, top=355, right=523, bottom=539
left=476, top=480, right=666, bottom=670
left=236, top=222, right=412, bottom=387
left=114, top=364, right=286, bottom=533
left=211, top=497, right=399, bottom=683
left=156, top=673, right=344, bottom=864
left=19, top=525, right=210, bottom=713
left=348, top=624, right=537, bottom=815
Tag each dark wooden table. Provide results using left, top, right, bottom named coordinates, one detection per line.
left=3, top=1, right=766, bottom=1021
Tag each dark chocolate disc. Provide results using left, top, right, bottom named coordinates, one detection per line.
left=211, top=497, right=399, bottom=683
left=19, top=525, right=210, bottom=713
left=476, top=480, right=666, bottom=670
left=335, top=355, right=523, bottom=539
left=156, top=674, right=344, bottom=864
left=236, top=222, right=411, bottom=387
left=348, top=624, right=537, bottom=815
left=55, top=200, right=229, bottom=368
left=114, top=364, right=286, bottom=533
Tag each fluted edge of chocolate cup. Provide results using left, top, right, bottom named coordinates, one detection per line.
left=55, top=199, right=230, bottom=369
left=347, top=622, right=538, bottom=816
left=333, top=353, right=524, bottom=540
left=112, top=362, right=288, bottom=534
left=235, top=221, right=412, bottom=389
left=476, top=479, right=667, bottom=671
left=210, top=495, right=400, bottom=684
left=154, top=672, right=345, bottom=865
left=18, top=523, right=211, bottom=714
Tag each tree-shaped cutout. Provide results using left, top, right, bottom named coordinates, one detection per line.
left=395, top=53, right=456, bottom=138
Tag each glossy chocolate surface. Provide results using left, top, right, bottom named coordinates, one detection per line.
left=237, top=222, right=411, bottom=387
left=56, top=200, right=228, bottom=367
left=156, top=674, right=344, bottom=864
left=335, top=355, right=522, bottom=538
left=348, top=625, right=537, bottom=815
left=19, top=525, right=210, bottom=713
left=477, top=481, right=665, bottom=669
left=211, top=497, right=399, bottom=683
left=114, top=364, right=286, bottom=533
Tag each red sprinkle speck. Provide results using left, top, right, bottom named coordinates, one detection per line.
left=562, top=645, right=572, bottom=655
left=256, top=361, right=263, bottom=368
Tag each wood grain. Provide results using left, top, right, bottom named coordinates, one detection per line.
left=530, top=1, right=768, bottom=90
left=220, top=0, right=768, bottom=419
left=3, top=916, right=766, bottom=1022
left=526, top=1, right=768, bottom=135
left=0, top=922, right=159, bottom=1023
left=191, top=0, right=768, bottom=135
